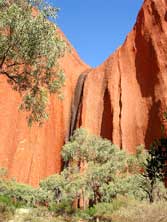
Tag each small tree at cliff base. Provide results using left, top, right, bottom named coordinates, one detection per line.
left=0, top=0, right=66, bottom=125
left=139, top=138, right=167, bottom=203
left=40, top=130, right=167, bottom=211
left=1, top=130, right=167, bottom=221
left=40, top=128, right=149, bottom=210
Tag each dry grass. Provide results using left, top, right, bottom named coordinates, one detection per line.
left=112, top=201, right=167, bottom=222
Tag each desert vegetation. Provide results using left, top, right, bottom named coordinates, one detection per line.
left=0, top=128, right=167, bottom=221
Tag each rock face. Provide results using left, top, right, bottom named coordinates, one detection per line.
left=78, top=0, right=167, bottom=153
left=0, top=35, right=90, bottom=186
left=0, top=0, right=167, bottom=185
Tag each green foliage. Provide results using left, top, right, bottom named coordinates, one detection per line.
left=40, top=129, right=160, bottom=210
left=74, top=197, right=128, bottom=222
left=1, top=131, right=167, bottom=220
left=92, top=198, right=127, bottom=222
left=62, top=128, right=123, bottom=164
left=61, top=130, right=167, bottom=206
left=40, top=173, right=67, bottom=204
left=75, top=207, right=96, bottom=221
left=139, top=139, right=166, bottom=203
left=48, top=200, right=75, bottom=215
left=62, top=128, right=129, bottom=206
left=0, top=0, right=66, bottom=125
left=0, top=176, right=50, bottom=208
left=0, top=196, right=15, bottom=212
left=145, top=140, right=165, bottom=180
left=0, top=201, right=15, bottom=221
left=28, top=0, right=59, bottom=19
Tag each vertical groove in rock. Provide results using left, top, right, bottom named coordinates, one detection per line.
left=118, top=51, right=123, bottom=149
left=100, top=87, right=113, bottom=141
left=27, top=152, right=34, bottom=184
left=68, top=71, right=89, bottom=140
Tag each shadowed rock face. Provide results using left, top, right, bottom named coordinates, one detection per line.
left=68, top=71, right=89, bottom=140
left=100, top=88, right=113, bottom=141
left=0, top=0, right=167, bottom=185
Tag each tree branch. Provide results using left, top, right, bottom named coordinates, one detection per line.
left=0, top=46, right=11, bottom=69
left=7, top=62, right=25, bottom=68
left=0, top=71, right=18, bottom=83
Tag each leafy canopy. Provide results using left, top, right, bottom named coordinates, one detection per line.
left=1, top=130, right=167, bottom=216
left=41, top=129, right=136, bottom=207
left=0, top=0, right=66, bottom=125
left=41, top=129, right=167, bottom=208
left=138, top=139, right=167, bottom=203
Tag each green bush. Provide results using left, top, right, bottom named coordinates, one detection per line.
left=0, top=176, right=50, bottom=208
left=0, top=199, right=15, bottom=221
left=49, top=200, right=75, bottom=215
left=75, top=207, right=96, bottom=221
left=0, top=195, right=13, bottom=206
left=40, top=129, right=167, bottom=208
left=74, top=197, right=128, bottom=222
left=1, top=130, right=167, bottom=221
left=60, top=128, right=131, bottom=207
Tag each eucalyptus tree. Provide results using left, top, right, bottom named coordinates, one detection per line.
left=60, top=128, right=129, bottom=207
left=0, top=0, right=66, bottom=125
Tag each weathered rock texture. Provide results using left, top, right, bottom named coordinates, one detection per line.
left=0, top=0, right=167, bottom=185
left=79, top=0, right=167, bottom=153
left=0, top=34, right=89, bottom=186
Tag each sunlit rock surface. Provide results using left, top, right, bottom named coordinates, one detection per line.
left=0, top=0, right=167, bottom=185
left=80, top=0, right=167, bottom=153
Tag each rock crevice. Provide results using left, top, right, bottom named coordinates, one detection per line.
left=68, top=70, right=89, bottom=140
left=118, top=53, right=123, bottom=149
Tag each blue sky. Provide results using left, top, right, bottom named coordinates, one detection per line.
left=48, top=0, right=144, bottom=67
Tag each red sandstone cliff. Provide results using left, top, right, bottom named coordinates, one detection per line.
left=79, top=0, right=167, bottom=153
left=0, top=0, right=167, bottom=185
left=0, top=34, right=90, bottom=186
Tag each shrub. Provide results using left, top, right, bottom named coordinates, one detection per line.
left=0, top=173, right=50, bottom=208
left=0, top=198, right=15, bottom=221
left=48, top=200, right=75, bottom=215
left=136, top=139, right=167, bottom=203
left=61, top=128, right=129, bottom=207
